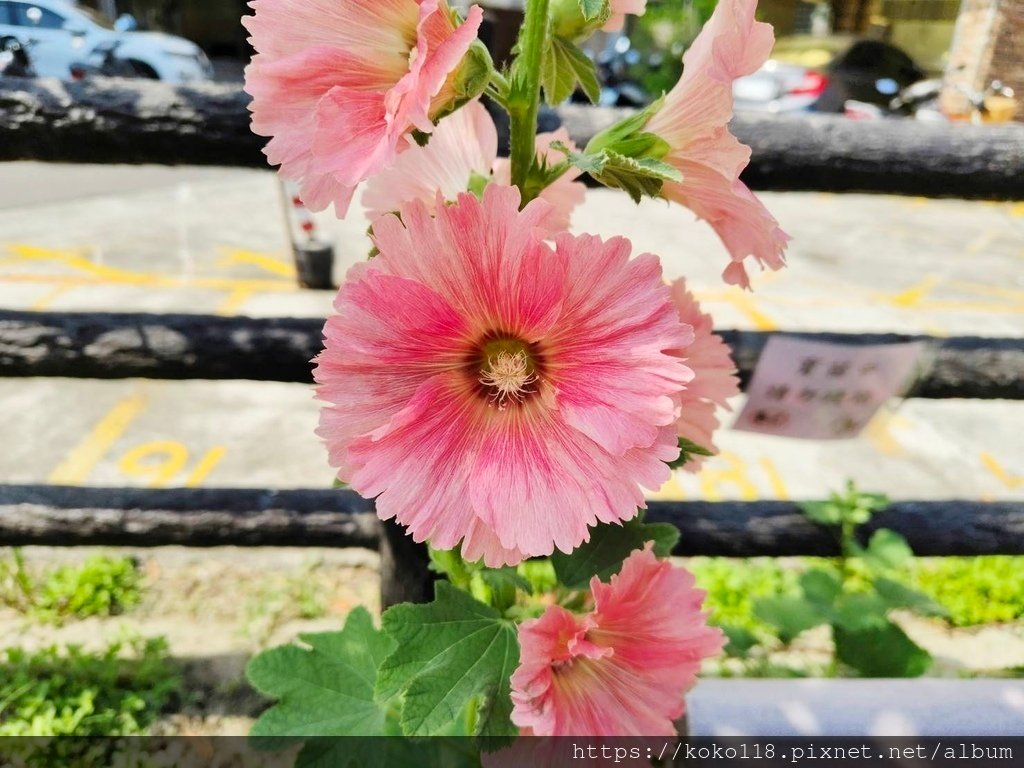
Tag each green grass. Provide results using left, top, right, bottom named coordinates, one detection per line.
left=688, top=557, right=800, bottom=638
left=0, top=552, right=143, bottom=623
left=0, top=636, right=179, bottom=736
left=906, top=556, right=1024, bottom=627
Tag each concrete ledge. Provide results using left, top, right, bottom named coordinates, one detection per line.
left=689, top=679, right=1024, bottom=736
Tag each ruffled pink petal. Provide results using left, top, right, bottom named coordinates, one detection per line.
left=668, top=279, right=740, bottom=469
left=645, top=0, right=787, bottom=287
left=548, top=233, right=693, bottom=456
left=362, top=100, right=499, bottom=220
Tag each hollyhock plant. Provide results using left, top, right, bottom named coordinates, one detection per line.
left=363, top=100, right=586, bottom=235
left=314, top=184, right=692, bottom=567
left=510, top=545, right=724, bottom=735
left=671, top=279, right=741, bottom=470
left=243, top=0, right=484, bottom=216
left=245, top=0, right=793, bottom=749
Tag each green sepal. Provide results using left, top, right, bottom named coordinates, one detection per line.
left=667, top=437, right=715, bottom=470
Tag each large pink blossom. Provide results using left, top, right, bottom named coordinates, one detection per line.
left=510, top=545, right=724, bottom=735
left=645, top=0, right=789, bottom=289
left=670, top=279, right=740, bottom=471
left=243, top=0, right=483, bottom=217
left=363, top=100, right=585, bottom=236
left=314, top=185, right=692, bottom=566
left=605, top=0, right=647, bottom=31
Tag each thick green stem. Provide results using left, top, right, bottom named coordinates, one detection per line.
left=509, top=0, right=551, bottom=196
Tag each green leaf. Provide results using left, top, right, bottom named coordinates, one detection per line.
left=584, top=96, right=665, bottom=155
left=834, top=621, right=932, bottom=677
left=376, top=582, right=519, bottom=739
left=753, top=596, right=826, bottom=644
left=551, top=518, right=678, bottom=590
left=874, top=577, right=948, bottom=618
left=720, top=624, right=760, bottom=659
left=247, top=607, right=396, bottom=739
left=577, top=0, right=608, bottom=21
left=831, top=592, right=890, bottom=631
left=667, top=437, right=715, bottom=470
left=799, top=568, right=842, bottom=609
left=863, top=529, right=914, bottom=572
left=563, top=147, right=681, bottom=203
left=541, top=35, right=600, bottom=105
left=799, top=500, right=843, bottom=526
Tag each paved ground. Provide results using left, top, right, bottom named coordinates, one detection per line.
left=0, top=162, right=1022, bottom=501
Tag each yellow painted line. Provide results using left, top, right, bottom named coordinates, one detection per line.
left=0, top=271, right=295, bottom=293
left=48, top=392, right=148, bottom=485
left=865, top=413, right=908, bottom=456
left=980, top=452, right=1023, bottom=491
left=30, top=284, right=74, bottom=310
left=726, top=291, right=778, bottom=331
left=216, top=287, right=256, bottom=316
left=758, top=458, right=790, bottom=500
left=948, top=280, right=1024, bottom=302
left=1009, top=202, right=1024, bottom=218
left=883, top=275, right=941, bottom=308
left=217, top=248, right=296, bottom=278
left=184, top=446, right=228, bottom=487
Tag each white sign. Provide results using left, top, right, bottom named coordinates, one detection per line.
left=733, top=337, right=927, bottom=440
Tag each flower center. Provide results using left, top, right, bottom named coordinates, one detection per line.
left=478, top=339, right=538, bottom=410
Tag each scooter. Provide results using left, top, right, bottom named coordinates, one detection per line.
left=0, top=36, right=35, bottom=78
left=845, top=77, right=1016, bottom=123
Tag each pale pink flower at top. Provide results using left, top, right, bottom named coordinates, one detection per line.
left=243, top=0, right=483, bottom=217
left=363, top=100, right=586, bottom=236
left=670, top=279, right=740, bottom=471
left=645, top=0, right=789, bottom=289
left=604, top=0, right=647, bottom=32
left=510, top=545, right=725, bottom=735
left=314, top=185, right=692, bottom=566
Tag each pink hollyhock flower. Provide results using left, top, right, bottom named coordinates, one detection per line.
left=605, top=0, right=647, bottom=32
left=670, top=279, right=740, bottom=471
left=645, top=0, right=789, bottom=289
left=363, top=101, right=585, bottom=236
left=510, top=545, right=724, bottom=735
left=314, top=185, right=692, bottom=566
left=243, top=0, right=483, bottom=217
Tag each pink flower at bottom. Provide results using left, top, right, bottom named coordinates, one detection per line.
left=510, top=545, right=724, bottom=736
left=243, top=0, right=483, bottom=217
left=363, top=100, right=585, bottom=236
left=670, top=279, right=740, bottom=471
left=645, top=0, right=789, bottom=288
left=314, top=185, right=692, bottom=566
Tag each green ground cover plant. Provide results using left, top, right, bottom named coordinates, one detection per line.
left=0, top=551, right=143, bottom=623
left=0, top=636, right=179, bottom=736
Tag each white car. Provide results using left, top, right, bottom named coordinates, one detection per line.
left=0, top=0, right=212, bottom=82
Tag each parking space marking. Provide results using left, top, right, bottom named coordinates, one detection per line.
left=47, top=391, right=148, bottom=485
left=981, top=452, right=1024, bottom=491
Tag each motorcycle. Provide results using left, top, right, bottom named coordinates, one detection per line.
left=0, top=36, right=35, bottom=78
left=845, top=76, right=1016, bottom=124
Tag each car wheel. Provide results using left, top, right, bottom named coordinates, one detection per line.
left=126, top=59, right=159, bottom=79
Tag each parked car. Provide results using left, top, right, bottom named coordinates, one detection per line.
left=733, top=35, right=926, bottom=114
left=0, top=0, right=212, bottom=82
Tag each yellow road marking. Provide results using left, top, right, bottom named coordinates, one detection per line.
left=759, top=458, right=790, bottom=500
left=216, top=287, right=256, bottom=315
left=1009, top=202, right=1024, bottom=218
left=48, top=392, right=148, bottom=485
left=30, top=284, right=74, bottom=310
left=118, top=440, right=189, bottom=487
left=185, top=446, right=228, bottom=487
left=980, top=452, right=1024, bottom=490
left=883, top=275, right=941, bottom=308
left=217, top=248, right=296, bottom=278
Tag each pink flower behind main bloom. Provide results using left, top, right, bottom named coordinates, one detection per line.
left=670, top=279, right=740, bottom=471
left=510, top=545, right=724, bottom=735
left=363, top=100, right=585, bottom=236
left=314, top=185, right=692, bottom=566
left=645, top=0, right=789, bottom=289
left=243, top=0, right=483, bottom=217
